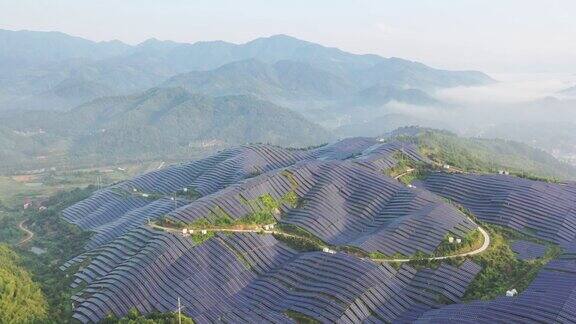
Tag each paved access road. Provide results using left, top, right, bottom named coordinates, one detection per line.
left=372, top=226, right=490, bottom=263
left=16, top=219, right=34, bottom=246
left=150, top=221, right=491, bottom=263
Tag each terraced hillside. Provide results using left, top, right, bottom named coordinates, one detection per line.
left=59, top=137, right=576, bottom=323
left=415, top=246, right=576, bottom=323
left=67, top=230, right=482, bottom=323
left=62, top=139, right=431, bottom=250
left=424, top=173, right=576, bottom=247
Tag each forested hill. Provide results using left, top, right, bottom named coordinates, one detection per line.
left=0, top=88, right=332, bottom=170
left=161, top=59, right=354, bottom=100
left=387, top=127, right=576, bottom=181
left=0, top=245, right=47, bottom=323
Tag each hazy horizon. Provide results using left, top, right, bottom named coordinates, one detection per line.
left=1, top=0, right=575, bottom=74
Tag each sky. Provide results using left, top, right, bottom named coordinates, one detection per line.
left=0, top=0, right=575, bottom=73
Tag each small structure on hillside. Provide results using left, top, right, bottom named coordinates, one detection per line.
left=506, top=289, right=518, bottom=297
left=182, top=228, right=188, bottom=235
left=448, top=236, right=454, bottom=243
left=456, top=238, right=462, bottom=244
left=201, top=230, right=207, bottom=235
left=322, top=247, right=336, bottom=254
left=443, top=164, right=451, bottom=170
left=30, top=247, right=47, bottom=255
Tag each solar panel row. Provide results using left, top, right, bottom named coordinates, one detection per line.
left=69, top=229, right=480, bottom=323
left=414, top=248, right=576, bottom=323
left=424, top=173, right=576, bottom=247
left=510, top=240, right=547, bottom=260
left=62, top=140, right=426, bottom=251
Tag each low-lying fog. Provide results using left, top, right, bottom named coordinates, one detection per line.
left=332, top=73, right=576, bottom=165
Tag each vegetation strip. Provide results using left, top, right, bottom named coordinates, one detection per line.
left=149, top=222, right=491, bottom=263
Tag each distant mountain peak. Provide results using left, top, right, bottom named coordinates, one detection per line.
left=254, top=34, right=306, bottom=42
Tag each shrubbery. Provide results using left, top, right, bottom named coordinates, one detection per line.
left=0, top=244, right=47, bottom=323
left=102, top=309, right=194, bottom=324
left=463, top=225, right=560, bottom=300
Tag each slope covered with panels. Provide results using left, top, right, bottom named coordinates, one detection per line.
left=423, top=174, right=576, bottom=246
left=166, top=159, right=475, bottom=256
left=69, top=228, right=481, bottom=323
left=414, top=248, right=576, bottom=323
left=58, top=137, right=576, bottom=323
left=58, top=137, right=487, bottom=323
left=62, top=144, right=318, bottom=249
left=510, top=240, right=547, bottom=260
left=62, top=139, right=425, bottom=251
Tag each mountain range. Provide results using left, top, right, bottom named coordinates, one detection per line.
left=0, top=28, right=495, bottom=171
left=0, top=29, right=493, bottom=112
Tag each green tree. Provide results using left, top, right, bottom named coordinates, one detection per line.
left=0, top=244, right=47, bottom=323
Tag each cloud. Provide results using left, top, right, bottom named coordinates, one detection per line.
left=434, top=73, right=575, bottom=105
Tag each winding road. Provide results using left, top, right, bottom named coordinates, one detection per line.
left=150, top=163, right=491, bottom=263
left=150, top=222, right=491, bottom=263
left=372, top=226, right=490, bottom=263
left=394, top=168, right=415, bottom=180
left=16, top=219, right=34, bottom=246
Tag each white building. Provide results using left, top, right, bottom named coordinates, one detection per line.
left=506, top=289, right=518, bottom=297
left=322, top=247, right=336, bottom=254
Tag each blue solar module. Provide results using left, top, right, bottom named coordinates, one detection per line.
left=63, top=139, right=429, bottom=251
left=62, top=139, right=556, bottom=323
left=510, top=240, right=547, bottom=260
left=424, top=173, right=576, bottom=247
left=165, top=159, right=475, bottom=256
left=413, top=248, right=576, bottom=323
left=68, top=229, right=481, bottom=323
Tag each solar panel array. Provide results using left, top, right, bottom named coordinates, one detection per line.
left=413, top=248, right=576, bottom=323
left=424, top=173, right=576, bottom=247
left=414, top=173, right=576, bottom=323
left=166, top=159, right=475, bottom=256
left=510, top=240, right=547, bottom=260
left=62, top=140, right=426, bottom=250
left=62, top=144, right=316, bottom=249
left=65, top=138, right=576, bottom=323
left=69, top=229, right=481, bottom=323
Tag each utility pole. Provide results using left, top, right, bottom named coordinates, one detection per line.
left=177, top=297, right=182, bottom=324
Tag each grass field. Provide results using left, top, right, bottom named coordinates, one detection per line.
left=0, top=161, right=163, bottom=209
left=0, top=160, right=164, bottom=245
